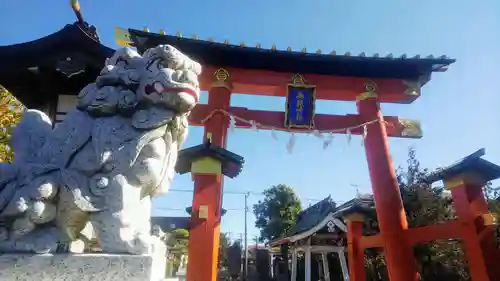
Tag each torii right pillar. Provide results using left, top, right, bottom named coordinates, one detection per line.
left=441, top=152, right=500, bottom=281
left=357, top=90, right=419, bottom=281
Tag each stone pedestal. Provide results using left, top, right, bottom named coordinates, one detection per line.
left=0, top=253, right=166, bottom=281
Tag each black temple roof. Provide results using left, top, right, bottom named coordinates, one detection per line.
left=0, top=23, right=114, bottom=73
left=287, top=196, right=336, bottom=237
left=424, top=149, right=500, bottom=184
left=127, top=28, right=455, bottom=80
left=0, top=23, right=115, bottom=107
left=332, top=195, right=375, bottom=218
left=175, top=140, right=245, bottom=178
left=285, top=195, right=375, bottom=238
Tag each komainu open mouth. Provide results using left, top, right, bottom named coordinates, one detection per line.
left=144, top=81, right=198, bottom=103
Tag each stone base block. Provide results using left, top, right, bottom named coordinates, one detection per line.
left=0, top=253, right=166, bottom=281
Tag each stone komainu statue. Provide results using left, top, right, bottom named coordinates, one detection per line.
left=0, top=45, right=201, bottom=254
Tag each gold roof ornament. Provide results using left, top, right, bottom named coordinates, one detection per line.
left=286, top=47, right=292, bottom=52
left=301, top=48, right=307, bottom=53
left=316, top=49, right=322, bottom=54
left=159, top=29, right=166, bottom=35
left=256, top=43, right=261, bottom=49
left=240, top=41, right=245, bottom=47
left=192, top=34, right=199, bottom=40
left=213, top=68, right=230, bottom=82
left=176, top=32, right=182, bottom=38
left=143, top=27, right=150, bottom=32
left=364, top=81, right=378, bottom=93
left=291, top=73, right=307, bottom=85
left=224, top=39, right=230, bottom=45
left=271, top=45, right=277, bottom=51
left=399, top=119, right=423, bottom=138
left=113, top=26, right=134, bottom=47
left=212, top=68, right=232, bottom=90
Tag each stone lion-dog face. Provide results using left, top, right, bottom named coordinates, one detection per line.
left=79, top=45, right=201, bottom=117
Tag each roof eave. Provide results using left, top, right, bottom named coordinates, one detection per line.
left=268, top=213, right=347, bottom=247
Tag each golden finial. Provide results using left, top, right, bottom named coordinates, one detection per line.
left=286, top=47, right=292, bottom=52
left=209, top=37, right=215, bottom=42
left=213, top=68, right=230, bottom=82
left=330, top=50, right=337, bottom=55
left=240, top=41, right=245, bottom=47
left=143, top=27, right=150, bottom=32
left=271, top=45, right=277, bottom=51
left=364, top=81, right=378, bottom=93
left=316, top=49, right=322, bottom=54
left=192, top=34, right=198, bottom=40
left=159, top=29, right=166, bottom=35
left=176, top=32, right=182, bottom=38
left=301, top=48, right=307, bottom=53
left=256, top=43, right=261, bottom=49
left=291, top=74, right=307, bottom=85
left=224, top=39, right=230, bottom=45
left=344, top=52, right=351, bottom=56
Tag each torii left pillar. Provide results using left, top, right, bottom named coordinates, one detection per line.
left=187, top=68, right=232, bottom=281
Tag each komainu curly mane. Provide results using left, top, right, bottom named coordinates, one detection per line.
left=0, top=45, right=201, bottom=254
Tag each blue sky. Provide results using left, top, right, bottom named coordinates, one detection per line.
left=1, top=0, right=500, bottom=242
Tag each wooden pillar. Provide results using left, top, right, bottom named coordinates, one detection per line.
left=344, top=213, right=366, bottom=281
left=304, top=247, right=312, bottom=281
left=356, top=83, right=418, bottom=281
left=445, top=174, right=500, bottom=281
left=321, top=252, right=331, bottom=281
left=291, top=248, right=298, bottom=281
left=338, top=250, right=350, bottom=281
left=186, top=68, right=232, bottom=281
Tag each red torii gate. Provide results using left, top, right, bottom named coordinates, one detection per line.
left=118, top=27, right=455, bottom=281
left=187, top=67, right=420, bottom=281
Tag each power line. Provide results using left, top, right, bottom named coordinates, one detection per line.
left=167, top=188, right=339, bottom=203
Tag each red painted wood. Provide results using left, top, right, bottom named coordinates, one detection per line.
left=451, top=184, right=500, bottom=281
left=198, top=66, right=414, bottom=103
left=187, top=86, right=231, bottom=281
left=189, top=104, right=413, bottom=138
left=347, top=220, right=367, bottom=281
left=357, top=97, right=419, bottom=281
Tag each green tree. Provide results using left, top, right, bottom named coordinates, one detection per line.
left=253, top=184, right=302, bottom=242
left=219, top=232, right=230, bottom=268
left=166, top=228, right=189, bottom=274
left=0, top=86, right=24, bottom=163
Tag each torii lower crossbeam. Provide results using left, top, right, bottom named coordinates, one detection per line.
left=189, top=104, right=420, bottom=138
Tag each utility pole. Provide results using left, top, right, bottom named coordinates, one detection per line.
left=243, top=192, right=250, bottom=280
